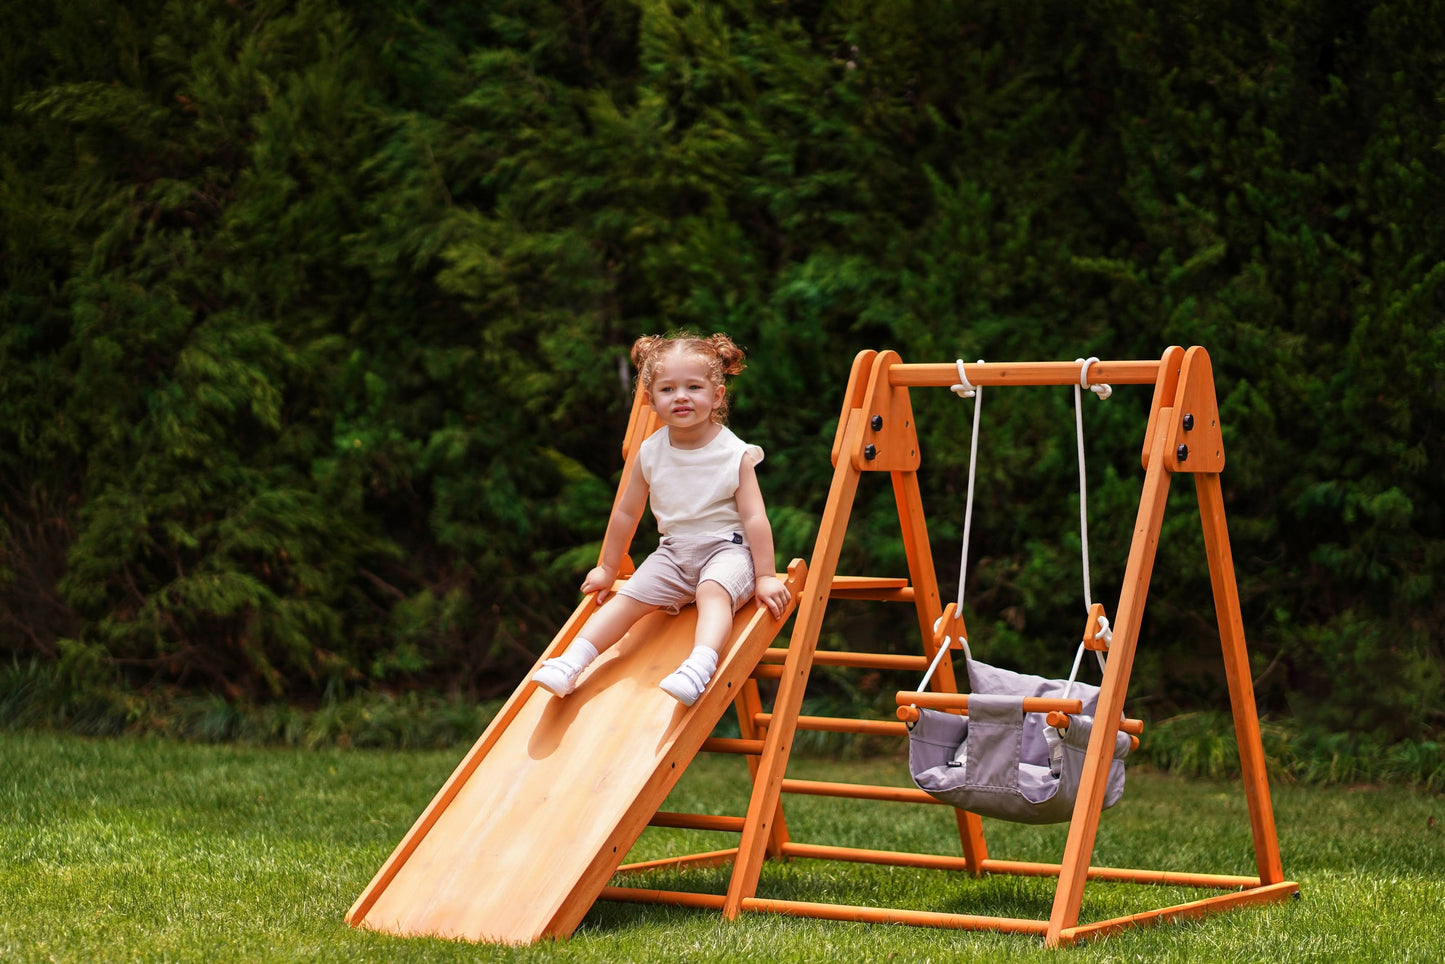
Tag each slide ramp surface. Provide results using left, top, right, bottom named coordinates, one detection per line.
left=347, top=562, right=804, bottom=945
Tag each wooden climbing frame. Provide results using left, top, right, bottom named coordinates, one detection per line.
left=598, top=346, right=1298, bottom=946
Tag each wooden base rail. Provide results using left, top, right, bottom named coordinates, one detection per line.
left=599, top=886, right=727, bottom=909
left=612, top=840, right=1267, bottom=894
left=740, top=897, right=1051, bottom=935
left=616, top=848, right=739, bottom=874
left=778, top=843, right=1265, bottom=889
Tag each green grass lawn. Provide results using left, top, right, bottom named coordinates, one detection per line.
left=3, top=730, right=1441, bottom=962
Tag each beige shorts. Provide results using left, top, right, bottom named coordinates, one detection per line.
left=618, top=535, right=756, bottom=614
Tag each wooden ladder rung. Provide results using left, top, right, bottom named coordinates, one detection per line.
left=828, top=575, right=915, bottom=601
left=649, top=811, right=747, bottom=832
left=780, top=778, right=943, bottom=805
left=753, top=713, right=906, bottom=737
left=701, top=736, right=765, bottom=755
left=599, top=885, right=728, bottom=909
left=760, top=648, right=929, bottom=671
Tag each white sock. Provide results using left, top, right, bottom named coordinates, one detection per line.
left=682, top=646, right=718, bottom=677
left=558, top=637, right=599, bottom=669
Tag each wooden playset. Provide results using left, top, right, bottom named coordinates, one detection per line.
left=347, top=346, right=1298, bottom=947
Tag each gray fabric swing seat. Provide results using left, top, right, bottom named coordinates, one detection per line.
left=907, top=657, right=1133, bottom=825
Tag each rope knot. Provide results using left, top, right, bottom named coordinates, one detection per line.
left=1077, top=356, right=1113, bottom=400
left=951, top=359, right=980, bottom=398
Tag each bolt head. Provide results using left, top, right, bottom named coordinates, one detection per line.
left=1182, top=413, right=1195, bottom=431
left=871, top=414, right=883, bottom=431
left=1176, top=443, right=1189, bottom=462
left=864, top=444, right=878, bottom=461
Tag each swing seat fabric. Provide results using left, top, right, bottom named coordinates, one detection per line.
left=907, top=659, right=1132, bottom=825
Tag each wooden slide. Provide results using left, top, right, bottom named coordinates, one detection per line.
left=346, top=560, right=805, bottom=945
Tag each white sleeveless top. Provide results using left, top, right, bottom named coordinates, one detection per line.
left=636, top=426, right=764, bottom=540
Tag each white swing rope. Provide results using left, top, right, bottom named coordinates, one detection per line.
left=1064, top=357, right=1113, bottom=698
left=916, top=360, right=983, bottom=695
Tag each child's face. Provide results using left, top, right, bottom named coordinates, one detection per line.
left=648, top=350, right=725, bottom=430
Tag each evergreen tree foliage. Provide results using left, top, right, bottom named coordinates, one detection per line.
left=2, top=0, right=1441, bottom=745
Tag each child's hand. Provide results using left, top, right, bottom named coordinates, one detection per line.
left=582, top=565, right=618, bottom=603
left=754, top=575, right=791, bottom=619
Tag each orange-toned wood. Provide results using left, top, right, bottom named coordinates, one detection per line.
left=781, top=779, right=944, bottom=805
left=1055, top=881, right=1300, bottom=946
left=857, top=351, right=921, bottom=472
left=935, top=601, right=969, bottom=656
left=896, top=692, right=1086, bottom=715
left=760, top=648, right=929, bottom=671
left=701, top=736, right=765, bottom=754
left=1196, top=470, right=1285, bottom=884
left=1166, top=347, right=1225, bottom=473
left=615, top=848, right=738, bottom=874
left=348, top=562, right=804, bottom=944
left=1082, top=602, right=1110, bottom=651
left=438, top=346, right=1293, bottom=948
left=778, top=844, right=1264, bottom=890
left=1046, top=711, right=1144, bottom=736
left=889, top=360, right=1162, bottom=389
left=1045, top=409, right=1175, bottom=947
left=731, top=676, right=789, bottom=858
left=739, top=896, right=1051, bottom=935
left=345, top=590, right=601, bottom=930
left=601, top=886, right=729, bottom=909
left=831, top=351, right=877, bottom=467
left=893, top=472, right=955, bottom=693
left=825, top=574, right=916, bottom=601
left=649, top=812, right=747, bottom=832
left=753, top=712, right=907, bottom=737
left=1141, top=346, right=1185, bottom=470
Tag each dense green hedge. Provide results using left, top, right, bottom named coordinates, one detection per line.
left=2, top=1, right=1441, bottom=746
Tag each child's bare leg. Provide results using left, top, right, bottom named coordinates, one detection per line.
left=660, top=581, right=735, bottom=706
left=579, top=594, right=659, bottom=653
left=691, top=581, right=736, bottom=655
left=534, top=594, right=656, bottom=697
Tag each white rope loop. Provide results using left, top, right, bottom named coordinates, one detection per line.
left=950, top=359, right=978, bottom=398
left=1077, top=355, right=1112, bottom=400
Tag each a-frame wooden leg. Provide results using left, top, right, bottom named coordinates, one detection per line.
left=1195, top=472, right=1285, bottom=884
left=732, top=679, right=790, bottom=859
left=891, top=469, right=988, bottom=871
left=1046, top=413, right=1175, bottom=946
left=722, top=413, right=865, bottom=918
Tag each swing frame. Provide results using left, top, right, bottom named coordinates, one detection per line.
left=599, top=346, right=1298, bottom=946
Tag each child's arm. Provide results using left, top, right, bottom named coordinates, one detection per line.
left=583, top=464, right=648, bottom=603
left=737, top=453, right=790, bottom=619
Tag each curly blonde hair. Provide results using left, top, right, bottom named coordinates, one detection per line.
left=631, top=332, right=747, bottom=423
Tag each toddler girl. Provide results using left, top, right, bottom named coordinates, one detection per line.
left=532, top=332, right=790, bottom=705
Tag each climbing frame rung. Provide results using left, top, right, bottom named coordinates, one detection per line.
left=827, top=575, right=915, bottom=600
left=649, top=811, right=747, bottom=833
left=780, top=779, right=943, bottom=805
left=753, top=713, right=907, bottom=737
left=760, top=648, right=929, bottom=671
left=701, top=736, right=765, bottom=754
